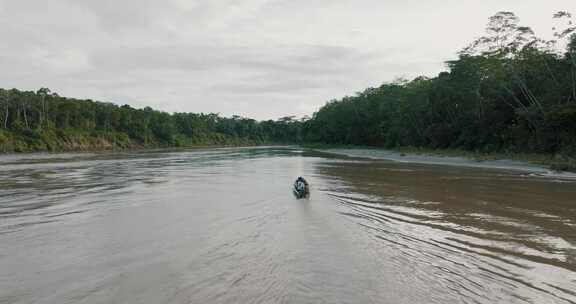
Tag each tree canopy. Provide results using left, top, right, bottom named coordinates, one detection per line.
left=2, top=11, right=576, bottom=158
left=0, top=88, right=303, bottom=152
left=303, top=11, right=576, bottom=156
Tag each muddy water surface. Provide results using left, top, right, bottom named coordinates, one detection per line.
left=0, top=147, right=575, bottom=304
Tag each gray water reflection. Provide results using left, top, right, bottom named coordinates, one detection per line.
left=0, top=147, right=575, bottom=304
left=315, top=156, right=576, bottom=303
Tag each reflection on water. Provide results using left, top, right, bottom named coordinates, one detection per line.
left=1, top=147, right=575, bottom=304
left=316, top=158, right=576, bottom=303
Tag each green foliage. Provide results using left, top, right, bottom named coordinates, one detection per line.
left=3, top=10, right=575, bottom=161
left=302, top=11, right=576, bottom=159
left=0, top=89, right=302, bottom=153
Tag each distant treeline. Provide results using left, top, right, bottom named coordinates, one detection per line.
left=0, top=88, right=303, bottom=152
left=3, top=11, right=576, bottom=156
left=303, top=12, right=576, bottom=156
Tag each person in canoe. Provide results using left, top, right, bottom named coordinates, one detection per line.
left=293, top=176, right=310, bottom=198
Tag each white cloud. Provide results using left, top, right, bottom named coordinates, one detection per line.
left=30, top=48, right=92, bottom=73
left=1, top=0, right=575, bottom=119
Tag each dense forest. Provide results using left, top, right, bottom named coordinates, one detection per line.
left=0, top=88, right=303, bottom=152
left=304, top=11, right=576, bottom=159
left=2, top=11, right=576, bottom=161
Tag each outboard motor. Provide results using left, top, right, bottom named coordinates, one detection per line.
left=293, top=176, right=310, bottom=199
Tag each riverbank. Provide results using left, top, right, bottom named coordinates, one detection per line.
left=0, top=129, right=262, bottom=154
left=309, top=145, right=576, bottom=177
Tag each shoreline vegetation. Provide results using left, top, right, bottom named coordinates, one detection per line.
left=0, top=87, right=302, bottom=153
left=0, top=129, right=261, bottom=154
left=305, top=144, right=576, bottom=173
left=2, top=12, right=576, bottom=172
left=301, top=12, right=576, bottom=172
left=0, top=127, right=267, bottom=154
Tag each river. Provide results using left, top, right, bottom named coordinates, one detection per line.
left=0, top=147, right=575, bottom=304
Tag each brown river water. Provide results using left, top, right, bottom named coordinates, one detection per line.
left=0, top=147, right=575, bottom=304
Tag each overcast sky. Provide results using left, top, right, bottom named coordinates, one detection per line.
left=1, top=0, right=575, bottom=120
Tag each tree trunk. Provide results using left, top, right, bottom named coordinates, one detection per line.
left=571, top=66, right=576, bottom=103
left=4, top=105, right=7, bottom=129
left=40, top=96, right=45, bottom=130
left=2, top=92, right=7, bottom=129
left=22, top=104, right=29, bottom=129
